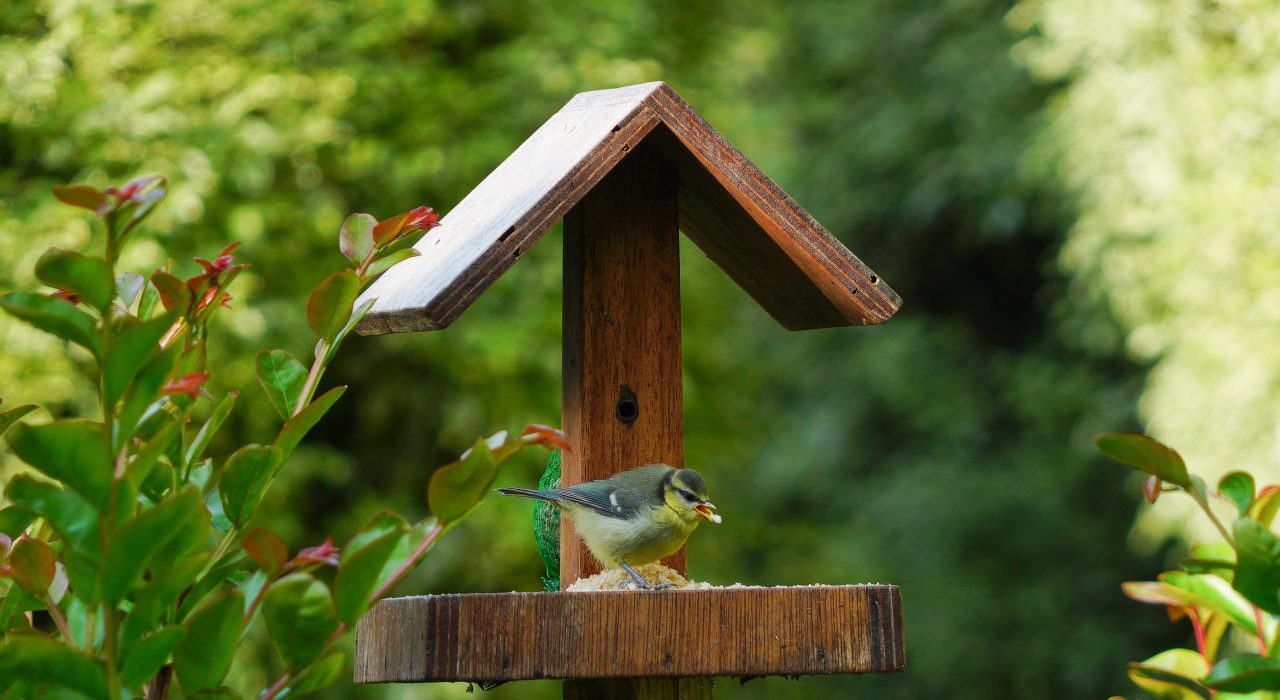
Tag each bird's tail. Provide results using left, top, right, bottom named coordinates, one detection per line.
left=496, top=487, right=563, bottom=505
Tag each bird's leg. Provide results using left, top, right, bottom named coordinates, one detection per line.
left=620, top=561, right=673, bottom=590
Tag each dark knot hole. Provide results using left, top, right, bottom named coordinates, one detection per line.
left=616, top=386, right=639, bottom=425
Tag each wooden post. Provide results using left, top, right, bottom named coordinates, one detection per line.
left=562, top=140, right=684, bottom=582
left=562, top=141, right=708, bottom=697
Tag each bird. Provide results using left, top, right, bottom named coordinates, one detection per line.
left=498, top=464, right=720, bottom=589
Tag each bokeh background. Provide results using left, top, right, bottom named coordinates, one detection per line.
left=4, top=0, right=1279, bottom=697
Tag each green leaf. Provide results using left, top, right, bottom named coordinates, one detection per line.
left=1184, top=541, right=1237, bottom=581
left=361, top=518, right=439, bottom=608
left=1206, top=654, right=1280, bottom=692
left=52, top=184, right=107, bottom=213
left=328, top=298, right=375, bottom=359
left=1129, top=648, right=1211, bottom=699
left=103, top=313, right=176, bottom=407
left=3, top=476, right=100, bottom=556
left=173, top=589, right=243, bottom=693
left=335, top=512, right=409, bottom=624
left=429, top=435, right=501, bottom=523
left=1252, top=487, right=1280, bottom=528
left=0, top=586, right=44, bottom=628
left=1095, top=433, right=1191, bottom=488
left=1235, top=518, right=1280, bottom=615
left=116, top=272, right=146, bottom=308
left=0, top=507, right=36, bottom=539
left=0, top=635, right=107, bottom=698
left=0, top=404, right=38, bottom=438
left=121, top=555, right=207, bottom=647
left=102, top=487, right=207, bottom=603
left=136, top=276, right=161, bottom=320
left=61, top=548, right=101, bottom=606
left=305, top=270, right=360, bottom=341
left=8, top=537, right=55, bottom=596
left=1163, top=570, right=1260, bottom=635
left=117, top=344, right=179, bottom=447
left=256, top=349, right=308, bottom=420
left=219, top=445, right=283, bottom=526
left=34, top=248, right=115, bottom=312
left=364, top=247, right=419, bottom=280
left=263, top=573, right=339, bottom=670
left=243, top=528, right=288, bottom=574
left=1221, top=472, right=1257, bottom=517
left=177, top=552, right=247, bottom=621
left=125, top=413, right=181, bottom=490
left=185, top=391, right=238, bottom=469
left=0, top=292, right=100, bottom=357
left=290, top=650, right=347, bottom=696
left=206, top=488, right=232, bottom=532
left=274, top=386, right=345, bottom=462
left=6, top=420, right=111, bottom=511
left=121, top=626, right=184, bottom=690
left=339, top=212, right=377, bottom=265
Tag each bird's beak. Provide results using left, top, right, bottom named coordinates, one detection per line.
left=694, top=501, right=721, bottom=524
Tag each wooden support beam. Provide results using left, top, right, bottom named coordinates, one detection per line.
left=352, top=586, right=906, bottom=684
left=561, top=141, right=686, bottom=584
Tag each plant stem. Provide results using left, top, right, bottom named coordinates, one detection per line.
left=1256, top=606, right=1268, bottom=653
left=103, top=603, right=121, bottom=699
left=260, top=671, right=291, bottom=700
left=292, top=340, right=328, bottom=419
left=44, top=593, right=75, bottom=646
left=368, top=519, right=444, bottom=603
left=1189, top=606, right=1208, bottom=660
left=1192, top=492, right=1235, bottom=545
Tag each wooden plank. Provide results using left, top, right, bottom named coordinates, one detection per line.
left=353, top=81, right=900, bottom=336
left=561, top=140, right=686, bottom=585
left=643, top=87, right=901, bottom=330
left=352, top=585, right=906, bottom=683
left=354, top=82, right=666, bottom=335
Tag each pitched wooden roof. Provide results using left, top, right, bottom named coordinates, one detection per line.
left=354, top=81, right=901, bottom=335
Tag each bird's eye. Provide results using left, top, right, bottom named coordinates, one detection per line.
left=678, top=489, right=698, bottom=503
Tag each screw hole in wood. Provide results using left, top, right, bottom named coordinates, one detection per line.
left=870, top=274, right=878, bottom=283
left=615, top=385, right=639, bottom=425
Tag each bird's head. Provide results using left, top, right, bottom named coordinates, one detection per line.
left=662, top=468, right=720, bottom=524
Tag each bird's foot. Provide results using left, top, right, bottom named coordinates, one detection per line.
left=620, top=562, right=673, bottom=590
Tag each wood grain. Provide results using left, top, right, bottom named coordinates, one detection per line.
left=353, top=81, right=900, bottom=336
left=352, top=586, right=906, bottom=683
left=561, top=141, right=686, bottom=585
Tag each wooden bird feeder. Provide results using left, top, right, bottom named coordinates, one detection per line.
left=351, top=81, right=906, bottom=697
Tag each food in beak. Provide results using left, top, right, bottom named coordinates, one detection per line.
left=695, top=502, right=721, bottom=524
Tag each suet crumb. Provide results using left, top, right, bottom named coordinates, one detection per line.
left=565, top=563, right=750, bottom=591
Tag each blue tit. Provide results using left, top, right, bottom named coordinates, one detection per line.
left=498, top=463, right=719, bottom=589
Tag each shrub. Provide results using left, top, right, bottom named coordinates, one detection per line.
left=0, top=177, right=565, bottom=699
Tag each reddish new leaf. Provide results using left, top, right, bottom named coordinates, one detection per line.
left=1143, top=475, right=1161, bottom=504
left=289, top=538, right=340, bottom=568
left=371, top=205, right=441, bottom=246
left=9, top=536, right=56, bottom=595
left=244, top=528, right=289, bottom=574
left=52, top=185, right=109, bottom=214
left=150, top=270, right=191, bottom=312
left=162, top=372, right=210, bottom=401
left=521, top=424, right=571, bottom=452
left=306, top=270, right=360, bottom=341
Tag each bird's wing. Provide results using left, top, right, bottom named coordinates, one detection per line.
left=552, top=482, right=652, bottom=519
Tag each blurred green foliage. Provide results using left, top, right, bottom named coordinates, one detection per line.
left=3, top=0, right=1257, bottom=697
left=1013, top=0, right=1280, bottom=520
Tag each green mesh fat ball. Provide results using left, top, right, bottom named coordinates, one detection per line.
left=534, top=449, right=561, bottom=591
